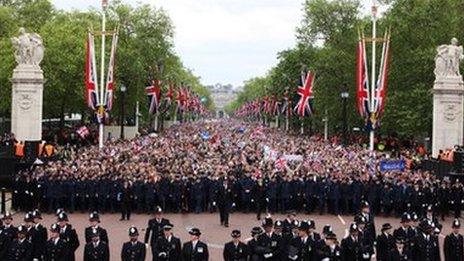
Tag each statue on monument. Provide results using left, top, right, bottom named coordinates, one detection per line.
left=11, top=27, right=44, bottom=66
left=434, top=37, right=463, bottom=77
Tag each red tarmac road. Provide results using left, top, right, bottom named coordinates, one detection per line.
left=12, top=212, right=456, bottom=260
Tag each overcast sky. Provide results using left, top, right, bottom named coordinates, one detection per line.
left=52, top=0, right=378, bottom=87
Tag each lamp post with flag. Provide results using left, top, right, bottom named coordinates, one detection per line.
left=356, top=1, right=391, bottom=151
left=84, top=0, right=119, bottom=149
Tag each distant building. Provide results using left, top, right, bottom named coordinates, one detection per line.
left=206, top=84, right=240, bottom=118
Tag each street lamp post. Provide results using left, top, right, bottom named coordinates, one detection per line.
left=341, top=91, right=349, bottom=145
left=120, top=84, right=127, bottom=139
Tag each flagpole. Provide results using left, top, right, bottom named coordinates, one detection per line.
left=323, top=109, right=328, bottom=141
left=98, top=1, right=107, bottom=149
left=369, top=2, right=377, bottom=151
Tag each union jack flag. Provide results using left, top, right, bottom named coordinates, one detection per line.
left=85, top=32, right=98, bottom=110
left=356, top=31, right=370, bottom=119
left=146, top=79, right=161, bottom=115
left=294, top=70, right=315, bottom=117
left=274, top=157, right=287, bottom=171
left=104, top=31, right=118, bottom=112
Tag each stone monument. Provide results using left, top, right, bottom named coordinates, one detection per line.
left=432, top=37, right=464, bottom=157
left=10, top=27, right=45, bottom=141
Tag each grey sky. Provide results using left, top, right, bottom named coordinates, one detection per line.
left=52, top=0, right=379, bottom=87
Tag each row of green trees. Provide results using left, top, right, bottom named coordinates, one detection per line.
left=228, top=0, right=464, bottom=138
left=0, top=0, right=213, bottom=130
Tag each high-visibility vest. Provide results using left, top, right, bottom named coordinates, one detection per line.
left=44, top=144, right=54, bottom=157
left=15, top=142, right=24, bottom=157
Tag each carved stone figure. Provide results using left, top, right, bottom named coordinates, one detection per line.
left=434, top=38, right=464, bottom=77
left=11, top=27, right=44, bottom=66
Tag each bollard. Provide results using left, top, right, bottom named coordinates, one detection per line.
left=1, top=187, right=5, bottom=214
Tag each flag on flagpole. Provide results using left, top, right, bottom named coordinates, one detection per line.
left=104, top=31, right=118, bottom=112
left=77, top=126, right=90, bottom=139
left=374, top=31, right=391, bottom=118
left=146, top=79, right=161, bottom=115
left=85, top=32, right=99, bottom=110
left=294, top=70, right=315, bottom=117
left=356, top=31, right=370, bottom=119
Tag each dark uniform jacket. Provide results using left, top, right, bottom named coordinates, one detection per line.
left=287, top=236, right=317, bottom=261
left=144, top=218, right=170, bottom=247
left=393, top=227, right=415, bottom=248
left=154, top=235, right=182, bottom=261
left=121, top=241, right=146, bottom=261
left=247, top=238, right=263, bottom=261
left=7, top=239, right=33, bottom=261
left=341, top=236, right=362, bottom=260
left=84, top=226, right=109, bottom=244
left=44, top=238, right=68, bottom=261
left=223, top=241, right=248, bottom=261
left=257, top=232, right=282, bottom=261
left=181, top=240, right=209, bottom=261
left=318, top=244, right=342, bottom=261
left=376, top=233, right=395, bottom=261
left=388, top=248, right=412, bottom=261
left=444, top=233, right=464, bottom=261
left=411, top=233, right=440, bottom=261
left=83, top=241, right=109, bottom=261
left=59, top=225, right=80, bottom=261
left=31, top=224, right=48, bottom=260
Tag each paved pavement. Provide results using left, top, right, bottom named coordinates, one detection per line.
left=10, top=212, right=457, bottom=260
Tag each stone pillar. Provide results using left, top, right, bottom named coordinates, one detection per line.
left=11, top=65, right=44, bottom=141
left=432, top=76, right=464, bottom=157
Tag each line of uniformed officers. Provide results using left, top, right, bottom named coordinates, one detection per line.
left=2, top=203, right=464, bottom=260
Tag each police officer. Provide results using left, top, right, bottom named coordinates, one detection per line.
left=154, top=223, right=181, bottom=261
left=247, top=227, right=263, bottom=261
left=444, top=219, right=463, bottom=261
left=2, top=212, right=17, bottom=242
left=57, top=212, right=80, bottom=261
left=358, top=201, right=376, bottom=242
left=376, top=223, right=395, bottom=261
left=217, top=178, right=234, bottom=227
left=85, top=212, right=109, bottom=244
left=412, top=220, right=440, bottom=261
left=288, top=220, right=316, bottom=261
left=393, top=213, right=415, bottom=249
left=31, top=210, right=47, bottom=261
left=0, top=218, right=7, bottom=260
left=120, top=181, right=133, bottom=221
left=341, top=223, right=362, bottom=260
left=388, top=237, right=411, bottom=261
left=319, top=233, right=341, bottom=261
left=223, top=229, right=247, bottom=261
left=181, top=228, right=209, bottom=261
left=7, top=225, right=33, bottom=261
left=121, top=226, right=146, bottom=261
left=145, top=206, right=170, bottom=259
left=44, top=223, right=68, bottom=261
left=83, top=229, right=110, bottom=261
left=258, top=217, right=282, bottom=260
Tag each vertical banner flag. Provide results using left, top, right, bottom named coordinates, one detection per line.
left=294, top=70, right=315, bottom=117
left=356, top=31, right=370, bottom=119
left=146, top=79, right=161, bottom=115
left=85, top=32, right=99, bottom=110
left=374, top=31, right=391, bottom=118
left=104, top=31, right=118, bottom=112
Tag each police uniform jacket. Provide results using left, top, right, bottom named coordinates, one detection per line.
left=287, top=236, right=317, bottom=261
left=444, top=233, right=464, bottom=261
left=223, top=241, right=248, bottom=261
left=257, top=232, right=282, bottom=261
left=181, top=240, right=209, bottom=261
left=388, top=248, right=412, bottom=261
left=83, top=241, right=109, bottom=261
left=247, top=238, right=263, bottom=261
left=44, top=238, right=68, bottom=261
left=121, top=241, right=146, bottom=261
left=31, top=224, right=48, bottom=260
left=412, top=233, right=440, bottom=261
left=376, top=233, right=395, bottom=261
left=318, top=244, right=342, bottom=261
left=154, top=235, right=182, bottom=261
left=84, top=226, right=109, bottom=244
left=7, top=239, right=33, bottom=261
left=341, top=235, right=362, bottom=261
left=59, top=225, right=80, bottom=261
left=144, top=218, right=170, bottom=247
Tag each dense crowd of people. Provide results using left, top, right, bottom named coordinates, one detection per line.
left=0, top=202, right=462, bottom=260
left=11, top=120, right=456, bottom=222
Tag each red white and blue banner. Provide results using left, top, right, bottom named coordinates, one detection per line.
left=294, top=70, right=315, bottom=117
left=104, top=32, right=118, bottom=112
left=374, top=31, right=391, bottom=118
left=356, top=32, right=370, bottom=119
left=146, top=79, right=161, bottom=115
left=85, top=32, right=99, bottom=110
